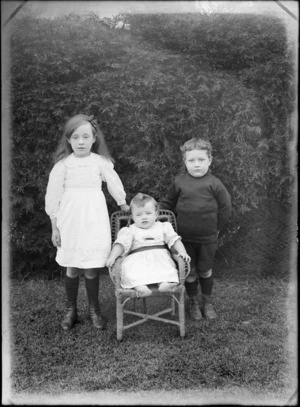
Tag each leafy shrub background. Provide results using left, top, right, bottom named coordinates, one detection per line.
left=9, top=13, right=296, bottom=279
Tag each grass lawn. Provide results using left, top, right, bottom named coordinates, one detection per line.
left=4, top=268, right=297, bottom=405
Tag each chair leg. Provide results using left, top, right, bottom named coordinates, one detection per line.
left=179, top=291, right=185, bottom=338
left=171, top=296, right=176, bottom=316
left=142, top=297, right=147, bottom=314
left=116, top=295, right=123, bottom=341
left=134, top=298, right=138, bottom=312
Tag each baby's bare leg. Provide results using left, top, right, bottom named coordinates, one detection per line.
left=134, top=285, right=152, bottom=297
left=158, top=282, right=178, bottom=292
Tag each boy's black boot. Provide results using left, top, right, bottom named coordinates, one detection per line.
left=85, top=275, right=107, bottom=330
left=185, top=281, right=202, bottom=320
left=202, top=295, right=217, bottom=320
left=189, top=296, right=203, bottom=320
left=61, top=275, right=79, bottom=330
left=199, top=275, right=217, bottom=319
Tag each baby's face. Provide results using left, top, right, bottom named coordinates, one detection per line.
left=184, top=149, right=212, bottom=178
left=131, top=201, right=157, bottom=229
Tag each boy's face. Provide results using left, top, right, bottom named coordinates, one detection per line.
left=184, top=149, right=212, bottom=178
left=131, top=201, right=157, bottom=229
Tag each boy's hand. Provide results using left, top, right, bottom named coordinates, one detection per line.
left=51, top=229, right=61, bottom=247
left=177, top=252, right=191, bottom=262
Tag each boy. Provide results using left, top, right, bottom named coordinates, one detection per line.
left=159, top=138, right=231, bottom=320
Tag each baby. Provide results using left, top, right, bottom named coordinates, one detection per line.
left=106, top=193, right=190, bottom=297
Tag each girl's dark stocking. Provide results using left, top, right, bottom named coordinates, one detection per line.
left=85, top=275, right=107, bottom=329
left=61, top=275, right=79, bottom=330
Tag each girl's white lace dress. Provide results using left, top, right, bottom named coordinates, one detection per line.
left=114, top=222, right=180, bottom=288
left=45, top=153, right=126, bottom=268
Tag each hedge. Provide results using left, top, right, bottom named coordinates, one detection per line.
left=9, top=13, right=295, bottom=278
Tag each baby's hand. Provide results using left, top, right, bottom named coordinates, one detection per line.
left=177, top=252, right=191, bottom=262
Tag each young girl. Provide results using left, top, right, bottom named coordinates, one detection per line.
left=45, top=114, right=129, bottom=331
left=106, top=193, right=190, bottom=297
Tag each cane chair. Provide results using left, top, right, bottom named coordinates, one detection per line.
left=108, top=210, right=190, bottom=341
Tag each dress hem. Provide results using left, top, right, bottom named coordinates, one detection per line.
left=56, top=261, right=107, bottom=269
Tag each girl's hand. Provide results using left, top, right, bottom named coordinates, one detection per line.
left=51, top=229, right=61, bottom=247
left=177, top=252, right=191, bottom=262
left=105, top=256, right=116, bottom=268
left=106, top=243, right=124, bottom=267
left=119, top=203, right=130, bottom=212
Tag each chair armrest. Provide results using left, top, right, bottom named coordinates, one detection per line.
left=171, top=254, right=190, bottom=284
left=108, top=257, right=123, bottom=288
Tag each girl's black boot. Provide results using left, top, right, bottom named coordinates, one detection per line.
left=85, top=275, right=107, bottom=330
left=61, top=275, right=79, bottom=330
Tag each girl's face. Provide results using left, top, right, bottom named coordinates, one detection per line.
left=131, top=201, right=157, bottom=229
left=68, top=122, right=95, bottom=158
left=184, top=149, right=212, bottom=178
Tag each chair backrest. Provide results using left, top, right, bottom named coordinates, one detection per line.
left=110, top=210, right=177, bottom=242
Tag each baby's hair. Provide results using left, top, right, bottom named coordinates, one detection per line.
left=130, top=193, right=158, bottom=212
left=54, top=114, right=113, bottom=163
left=180, top=137, right=212, bottom=159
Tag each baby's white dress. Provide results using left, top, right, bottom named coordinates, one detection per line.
left=114, top=222, right=180, bottom=288
left=45, top=153, right=126, bottom=268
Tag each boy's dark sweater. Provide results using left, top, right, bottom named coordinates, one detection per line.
left=160, top=171, right=232, bottom=244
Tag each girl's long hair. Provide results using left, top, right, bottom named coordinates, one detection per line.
left=54, top=114, right=113, bottom=163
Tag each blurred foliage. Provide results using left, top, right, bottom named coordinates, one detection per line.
left=9, top=13, right=295, bottom=278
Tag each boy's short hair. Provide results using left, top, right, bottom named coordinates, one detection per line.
left=130, top=193, right=158, bottom=212
left=180, top=138, right=212, bottom=159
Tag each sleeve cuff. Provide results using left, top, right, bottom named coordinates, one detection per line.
left=168, top=235, right=181, bottom=249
